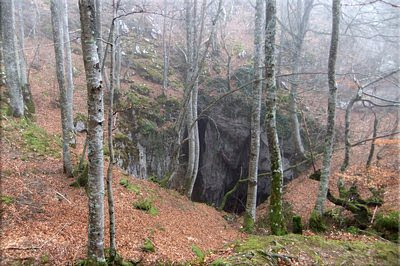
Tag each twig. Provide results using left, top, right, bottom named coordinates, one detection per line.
left=55, top=191, right=72, bottom=204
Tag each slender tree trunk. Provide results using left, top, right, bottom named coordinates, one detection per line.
left=0, top=3, right=5, bottom=86
left=79, top=0, right=105, bottom=262
left=62, top=0, right=75, bottom=145
left=16, top=1, right=27, bottom=86
left=162, top=0, right=169, bottom=91
left=106, top=2, right=118, bottom=261
left=1, top=0, right=24, bottom=117
left=115, top=20, right=121, bottom=92
left=313, top=0, right=340, bottom=216
left=366, top=112, right=378, bottom=168
left=244, top=0, right=264, bottom=232
left=265, top=0, right=286, bottom=236
left=184, top=0, right=196, bottom=198
left=341, top=97, right=360, bottom=172
left=94, top=0, right=103, bottom=64
left=50, top=0, right=73, bottom=177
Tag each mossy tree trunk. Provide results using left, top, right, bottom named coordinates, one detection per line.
left=313, top=0, right=340, bottom=216
left=245, top=0, right=264, bottom=232
left=1, top=0, right=25, bottom=117
left=265, top=0, right=286, bottom=236
left=50, top=0, right=73, bottom=176
left=79, top=0, right=105, bottom=262
left=16, top=1, right=35, bottom=116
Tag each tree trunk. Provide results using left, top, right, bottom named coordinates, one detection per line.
left=94, top=0, right=103, bottom=64
left=366, top=112, right=378, bottom=168
left=79, top=0, right=105, bottom=262
left=313, top=0, right=340, bottom=216
left=162, top=0, right=169, bottom=91
left=16, top=1, right=35, bottom=116
left=62, top=0, right=75, bottom=145
left=244, top=0, right=264, bottom=232
left=106, top=2, right=118, bottom=260
left=265, top=0, right=286, bottom=236
left=1, top=0, right=24, bottom=117
left=0, top=3, right=5, bottom=86
left=50, top=0, right=73, bottom=177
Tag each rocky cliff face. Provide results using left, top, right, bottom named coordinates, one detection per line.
left=191, top=95, right=294, bottom=212
left=114, top=90, right=296, bottom=213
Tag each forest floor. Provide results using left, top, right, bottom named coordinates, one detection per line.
left=0, top=41, right=399, bottom=265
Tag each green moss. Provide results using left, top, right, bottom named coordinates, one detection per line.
left=132, top=59, right=163, bottom=84
left=1, top=195, right=14, bottom=205
left=138, top=118, right=157, bottom=135
left=309, top=210, right=327, bottom=232
left=131, top=83, right=150, bottom=96
left=243, top=213, right=255, bottom=233
left=40, top=254, right=50, bottom=264
left=292, top=215, right=303, bottom=234
left=2, top=117, right=61, bottom=157
left=345, top=226, right=360, bottom=235
left=211, top=258, right=230, bottom=266
left=374, top=211, right=399, bottom=242
left=119, top=178, right=141, bottom=194
left=220, top=234, right=399, bottom=265
left=141, top=238, right=155, bottom=252
left=70, top=162, right=88, bottom=188
left=192, top=245, right=205, bottom=263
left=133, top=198, right=158, bottom=216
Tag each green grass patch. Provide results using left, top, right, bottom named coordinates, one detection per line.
left=141, top=238, right=155, bottom=252
left=133, top=197, right=158, bottom=216
left=217, top=234, right=399, bottom=265
left=1, top=195, right=14, bottom=205
left=192, top=245, right=205, bottom=263
left=2, top=117, right=61, bottom=158
left=119, top=178, right=141, bottom=194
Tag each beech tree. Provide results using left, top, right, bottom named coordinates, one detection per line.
left=62, top=0, right=75, bottom=147
left=79, top=0, right=105, bottom=261
left=244, top=0, right=264, bottom=232
left=265, top=0, right=286, bottom=236
left=1, top=0, right=24, bottom=117
left=50, top=0, right=73, bottom=176
left=311, top=0, right=341, bottom=226
left=285, top=0, right=314, bottom=158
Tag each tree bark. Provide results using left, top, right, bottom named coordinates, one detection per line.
left=79, top=0, right=105, bottom=262
left=16, top=1, right=35, bottom=116
left=0, top=3, right=5, bottom=86
left=265, top=0, right=286, bottom=236
left=106, top=1, right=119, bottom=260
left=162, top=0, right=169, bottom=91
left=366, top=112, right=378, bottom=168
left=50, top=0, right=73, bottom=177
left=313, top=0, right=340, bottom=215
left=62, top=0, right=75, bottom=145
left=1, top=0, right=24, bottom=117
left=94, top=0, right=103, bottom=64
left=245, top=0, right=264, bottom=232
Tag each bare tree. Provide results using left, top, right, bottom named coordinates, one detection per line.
left=265, top=0, right=286, bottom=236
left=1, top=0, right=24, bottom=117
left=50, top=0, right=73, bottom=176
left=62, top=0, right=75, bottom=145
left=106, top=0, right=121, bottom=261
left=79, top=0, right=105, bottom=261
left=244, top=0, right=264, bottom=233
left=312, top=0, right=341, bottom=220
left=286, top=0, right=314, bottom=158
